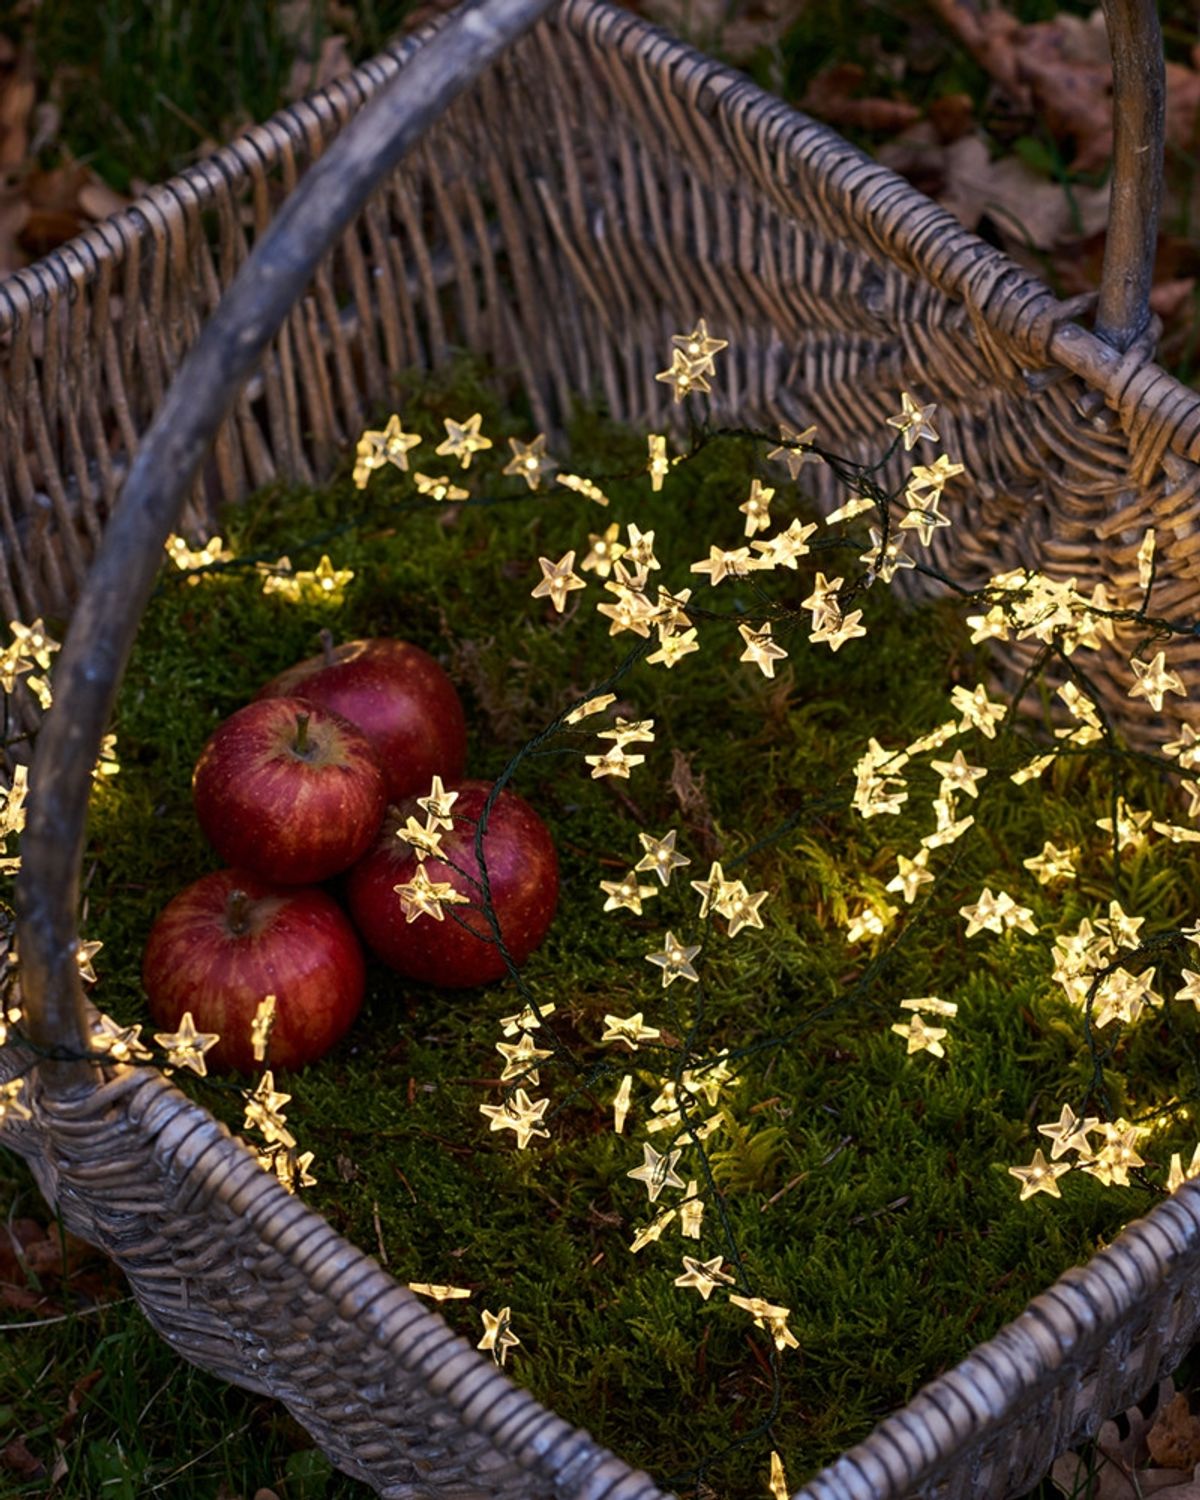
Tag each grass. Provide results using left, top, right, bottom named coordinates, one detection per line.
left=2, top=357, right=1200, bottom=1499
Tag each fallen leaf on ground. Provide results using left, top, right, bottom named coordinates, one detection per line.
left=1053, top=1382, right=1200, bottom=1500
left=801, top=64, right=921, bottom=134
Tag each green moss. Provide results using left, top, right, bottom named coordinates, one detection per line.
left=2, top=359, right=1198, bottom=1500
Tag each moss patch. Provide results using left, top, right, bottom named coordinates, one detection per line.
left=3, top=359, right=1198, bottom=1500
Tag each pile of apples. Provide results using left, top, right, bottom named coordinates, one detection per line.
left=142, top=638, right=559, bottom=1073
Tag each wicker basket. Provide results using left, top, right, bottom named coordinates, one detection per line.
left=4, top=2, right=1200, bottom=1498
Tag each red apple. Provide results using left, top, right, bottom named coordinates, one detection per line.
left=345, top=779, right=558, bottom=986
left=193, top=697, right=386, bottom=884
left=257, top=636, right=467, bottom=803
left=143, top=868, right=365, bottom=1073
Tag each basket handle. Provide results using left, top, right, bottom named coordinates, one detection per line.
left=1095, top=0, right=1165, bottom=353
left=15, top=0, right=559, bottom=1090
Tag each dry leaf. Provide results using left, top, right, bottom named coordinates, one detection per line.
left=801, top=63, right=921, bottom=134
left=1053, top=1382, right=1200, bottom=1500
left=1, top=1439, right=45, bottom=1480
left=880, top=130, right=1110, bottom=251
left=1149, top=1395, right=1200, bottom=1471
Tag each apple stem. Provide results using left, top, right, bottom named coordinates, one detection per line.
left=319, top=628, right=336, bottom=668
left=227, top=888, right=251, bottom=936
left=294, top=711, right=311, bottom=756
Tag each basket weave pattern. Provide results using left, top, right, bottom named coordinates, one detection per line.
left=4, top=4, right=1200, bottom=1498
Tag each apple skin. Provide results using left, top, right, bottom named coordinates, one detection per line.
left=345, top=779, right=559, bottom=987
left=142, top=868, right=365, bottom=1073
left=193, top=697, right=387, bottom=885
left=257, top=638, right=467, bottom=803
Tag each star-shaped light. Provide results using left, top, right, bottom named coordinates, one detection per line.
left=671, top=319, right=728, bottom=375
left=646, top=931, right=702, bottom=987
left=531, top=551, right=586, bottom=613
left=88, top=1013, right=152, bottom=1063
left=739, top=479, right=775, bottom=537
left=647, top=626, right=700, bottom=669
left=599, top=717, right=656, bottom=748
left=724, top=884, right=769, bottom=937
left=898, top=490, right=951, bottom=547
left=690, top=861, right=740, bottom=919
left=600, top=871, right=658, bottom=914
left=1128, top=652, right=1186, bottom=712
left=1167, top=1143, right=1200, bottom=1193
left=636, top=830, right=691, bottom=885
left=397, top=815, right=445, bottom=862
left=1023, top=842, right=1077, bottom=885
left=1176, top=970, right=1200, bottom=1008
left=154, top=1011, right=221, bottom=1077
left=908, top=454, right=965, bottom=494
left=752, top=518, right=818, bottom=571
left=769, top=1452, right=790, bottom=1500
left=243, top=1070, right=295, bottom=1147
left=600, top=1013, right=662, bottom=1050
left=1137, top=527, right=1156, bottom=589
left=899, top=996, right=958, bottom=1017
left=581, top=524, right=625, bottom=578
left=1096, top=900, right=1144, bottom=950
left=478, top=1088, right=551, bottom=1149
left=930, top=749, right=987, bottom=800
left=738, top=621, right=788, bottom=679
left=290, top=555, right=355, bottom=604
left=564, top=694, right=617, bottom=725
left=1096, top=798, right=1153, bottom=854
left=250, top=994, right=277, bottom=1064
left=800, top=573, right=844, bottom=632
left=1036, top=1105, right=1100, bottom=1160
left=674, top=1254, right=735, bottom=1301
left=498, top=1001, right=556, bottom=1036
left=860, top=527, right=914, bottom=584
left=394, top=866, right=470, bottom=923
left=556, top=472, right=609, bottom=507
left=647, top=433, right=672, bottom=492
left=9, top=618, right=60, bottom=670
left=495, top=1031, right=553, bottom=1085
left=92, top=733, right=120, bottom=781
left=354, top=414, right=421, bottom=485
left=413, top=472, right=469, bottom=503
left=0, top=642, right=33, bottom=693
left=627, top=1142, right=686, bottom=1202
left=949, top=683, right=1007, bottom=738
left=585, top=745, right=645, bottom=780
left=416, top=775, right=458, bottom=831
left=74, top=938, right=103, bottom=984
left=729, top=1295, right=800, bottom=1352
left=621, top=524, right=659, bottom=575
left=891, top=1013, right=947, bottom=1058
left=478, top=1307, right=521, bottom=1365
left=435, top=412, right=492, bottom=469
left=1163, top=723, right=1200, bottom=769
left=613, top=1074, right=633, bottom=1134
left=690, top=545, right=754, bottom=586
left=1010, top=753, right=1055, bottom=786
left=629, top=1209, right=676, bottom=1253
left=656, top=348, right=711, bottom=402
left=887, top=392, right=940, bottom=450
left=886, top=850, right=934, bottom=904
left=0, top=1078, right=32, bottom=1124
left=502, top=434, right=555, bottom=490
left=960, top=888, right=1010, bottom=937
left=767, top=423, right=820, bottom=479
left=812, top=610, right=867, bottom=653
left=679, top=1182, right=704, bottom=1238
left=1008, top=1147, right=1071, bottom=1200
